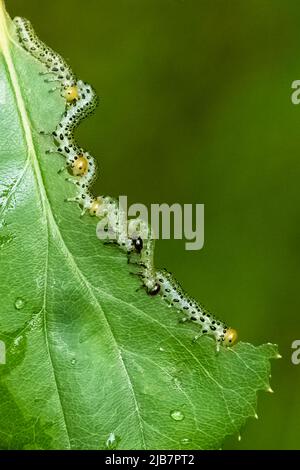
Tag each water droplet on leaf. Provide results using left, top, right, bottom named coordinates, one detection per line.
left=170, top=410, right=185, bottom=421
left=14, top=298, right=25, bottom=310
left=105, top=432, right=120, bottom=450
left=180, top=438, right=191, bottom=445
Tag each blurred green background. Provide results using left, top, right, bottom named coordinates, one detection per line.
left=7, top=0, right=300, bottom=449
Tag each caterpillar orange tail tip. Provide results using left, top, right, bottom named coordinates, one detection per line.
left=223, top=328, right=238, bottom=347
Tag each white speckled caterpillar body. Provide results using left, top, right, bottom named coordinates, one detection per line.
left=136, top=238, right=237, bottom=348
left=92, top=196, right=149, bottom=254
left=51, top=80, right=98, bottom=186
left=14, top=16, right=237, bottom=349
left=53, top=80, right=98, bottom=141
left=154, top=270, right=236, bottom=348
left=14, top=16, right=78, bottom=102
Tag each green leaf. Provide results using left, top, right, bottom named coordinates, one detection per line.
left=0, top=4, right=279, bottom=450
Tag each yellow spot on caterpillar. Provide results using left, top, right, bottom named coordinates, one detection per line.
left=89, top=197, right=103, bottom=216
left=63, top=85, right=79, bottom=102
left=223, top=328, right=238, bottom=347
left=72, top=156, right=88, bottom=176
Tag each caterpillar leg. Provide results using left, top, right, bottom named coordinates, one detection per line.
left=65, top=197, right=79, bottom=203
left=65, top=177, right=79, bottom=185
left=65, top=197, right=86, bottom=217
left=191, top=332, right=221, bottom=352
left=46, top=147, right=70, bottom=161
left=192, top=333, right=203, bottom=343
left=48, top=87, right=61, bottom=94
left=39, top=71, right=55, bottom=76
left=44, top=78, right=62, bottom=84
left=58, top=166, right=67, bottom=174
left=135, top=285, right=145, bottom=293
left=103, top=240, right=120, bottom=248
left=127, top=253, right=142, bottom=265
left=39, top=130, right=52, bottom=136
left=179, top=317, right=190, bottom=324
left=129, top=271, right=145, bottom=280
left=65, top=178, right=88, bottom=193
left=128, top=271, right=148, bottom=290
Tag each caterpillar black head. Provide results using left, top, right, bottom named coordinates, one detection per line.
left=149, top=284, right=161, bottom=296
left=132, top=236, right=143, bottom=254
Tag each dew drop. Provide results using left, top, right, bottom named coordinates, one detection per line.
left=105, top=432, right=120, bottom=450
left=14, top=298, right=25, bottom=310
left=71, top=358, right=76, bottom=365
left=159, top=347, right=165, bottom=352
left=170, top=409, right=185, bottom=421
left=180, top=438, right=191, bottom=445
